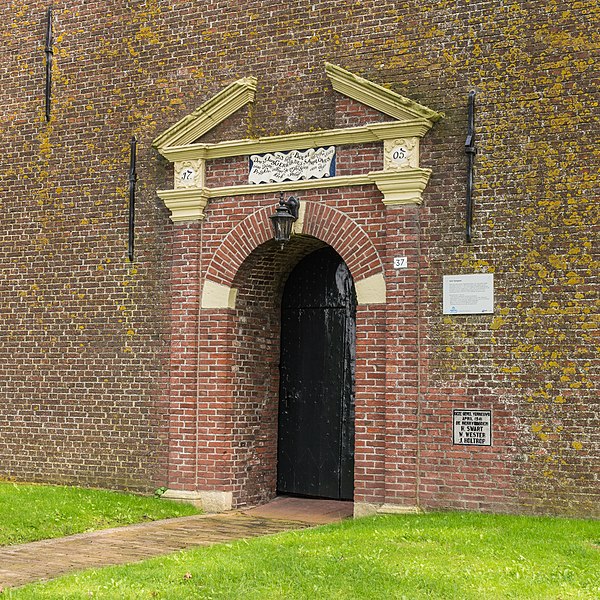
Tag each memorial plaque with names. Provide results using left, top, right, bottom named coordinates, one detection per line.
left=443, top=273, right=494, bottom=314
left=453, top=410, right=492, bottom=446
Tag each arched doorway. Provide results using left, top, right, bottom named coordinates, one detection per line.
left=277, top=247, right=356, bottom=500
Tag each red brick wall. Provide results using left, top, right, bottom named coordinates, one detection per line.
left=0, top=0, right=597, bottom=516
left=168, top=222, right=201, bottom=490
left=170, top=189, right=391, bottom=508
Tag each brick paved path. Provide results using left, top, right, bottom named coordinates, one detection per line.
left=0, top=498, right=353, bottom=590
left=0, top=512, right=310, bottom=590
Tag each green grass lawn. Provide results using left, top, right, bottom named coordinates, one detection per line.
left=7, top=511, right=600, bottom=599
left=0, top=482, right=198, bottom=546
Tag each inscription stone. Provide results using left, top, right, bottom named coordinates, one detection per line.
left=249, top=147, right=335, bottom=184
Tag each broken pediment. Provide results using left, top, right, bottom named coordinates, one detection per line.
left=153, top=64, right=442, bottom=155
left=153, top=64, right=443, bottom=221
left=325, top=63, right=442, bottom=124
left=152, top=77, right=257, bottom=151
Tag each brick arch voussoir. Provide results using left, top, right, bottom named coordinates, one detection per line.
left=205, top=206, right=274, bottom=287
left=303, top=202, right=383, bottom=283
left=205, top=202, right=384, bottom=289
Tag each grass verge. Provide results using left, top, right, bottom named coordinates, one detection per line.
left=0, top=482, right=199, bottom=546
left=7, top=512, right=600, bottom=599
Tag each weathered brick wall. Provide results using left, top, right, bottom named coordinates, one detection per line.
left=0, top=0, right=597, bottom=514
left=412, top=1, right=599, bottom=516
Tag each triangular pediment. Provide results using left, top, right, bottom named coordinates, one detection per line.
left=325, top=63, right=443, bottom=123
left=153, top=64, right=442, bottom=153
left=152, top=77, right=257, bottom=150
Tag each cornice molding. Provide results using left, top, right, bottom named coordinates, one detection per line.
left=368, top=169, right=432, bottom=206
left=206, top=174, right=373, bottom=199
left=152, top=77, right=257, bottom=150
left=158, top=169, right=431, bottom=221
left=157, top=175, right=373, bottom=221
left=325, top=62, right=443, bottom=124
left=158, top=119, right=433, bottom=162
left=156, top=188, right=210, bottom=222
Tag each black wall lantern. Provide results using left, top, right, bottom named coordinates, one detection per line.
left=270, top=192, right=300, bottom=248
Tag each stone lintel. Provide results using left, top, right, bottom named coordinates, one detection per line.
left=157, top=167, right=431, bottom=222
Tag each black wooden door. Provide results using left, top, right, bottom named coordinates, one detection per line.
left=277, top=247, right=356, bottom=500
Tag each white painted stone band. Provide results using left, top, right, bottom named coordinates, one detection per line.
left=162, top=489, right=233, bottom=513
left=201, top=280, right=238, bottom=309
left=201, top=272, right=385, bottom=309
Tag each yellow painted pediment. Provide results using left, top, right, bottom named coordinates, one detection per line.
left=152, top=77, right=257, bottom=150
left=153, top=64, right=442, bottom=154
left=154, top=64, right=443, bottom=220
left=325, top=63, right=443, bottom=123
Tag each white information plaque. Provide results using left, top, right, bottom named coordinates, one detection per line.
left=453, top=410, right=492, bottom=446
left=443, top=274, right=494, bottom=315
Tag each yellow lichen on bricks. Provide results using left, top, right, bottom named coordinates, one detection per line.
left=0, top=0, right=597, bottom=514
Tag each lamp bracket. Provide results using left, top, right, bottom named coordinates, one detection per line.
left=279, top=192, right=299, bottom=220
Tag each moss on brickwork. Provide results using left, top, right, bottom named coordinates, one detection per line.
left=0, top=0, right=597, bottom=514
